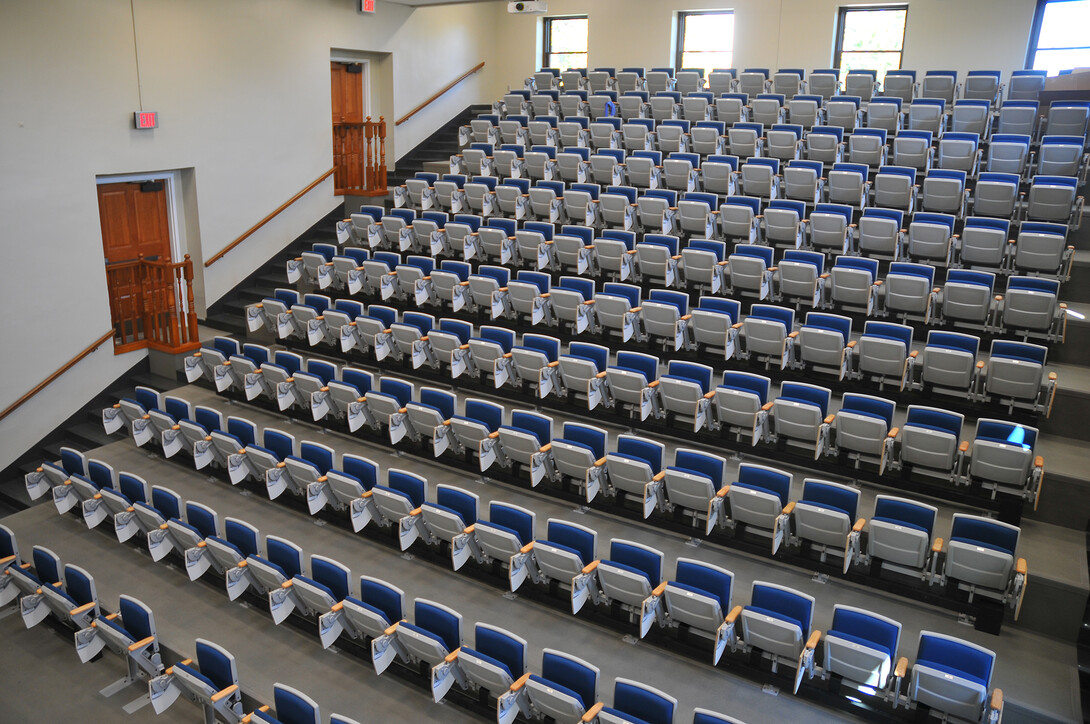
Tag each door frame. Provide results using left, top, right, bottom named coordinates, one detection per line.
left=96, top=170, right=186, bottom=265
left=330, top=55, right=371, bottom=118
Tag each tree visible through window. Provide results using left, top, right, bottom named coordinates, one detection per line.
left=1028, top=0, right=1090, bottom=76
left=676, top=11, right=735, bottom=77
left=833, top=5, right=908, bottom=86
left=543, top=16, right=588, bottom=72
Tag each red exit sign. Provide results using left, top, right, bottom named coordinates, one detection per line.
left=360, top=0, right=375, bottom=12
left=134, top=111, right=158, bottom=129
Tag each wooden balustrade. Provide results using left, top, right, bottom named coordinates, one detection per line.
left=333, top=116, right=387, bottom=197
left=105, top=254, right=201, bottom=355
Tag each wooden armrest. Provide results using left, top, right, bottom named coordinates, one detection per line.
left=1016, top=558, right=1027, bottom=575
left=994, top=295, right=1003, bottom=302
left=823, top=414, right=835, bottom=425
left=581, top=560, right=600, bottom=575
left=1048, top=372, right=1057, bottom=381
left=70, top=602, right=97, bottom=616
left=581, top=703, right=604, bottom=722
left=805, top=630, right=821, bottom=649
left=409, top=507, right=422, bottom=516
left=761, top=402, right=774, bottom=411
left=704, top=391, right=716, bottom=399
left=716, top=485, right=731, bottom=498
left=887, top=427, right=899, bottom=438
left=210, top=684, right=239, bottom=703
left=788, top=331, right=799, bottom=338
left=281, top=579, right=294, bottom=589
left=958, top=441, right=969, bottom=453
left=853, top=518, right=866, bottom=533
left=583, top=300, right=596, bottom=305
left=846, top=340, right=856, bottom=348
left=629, top=306, right=642, bottom=312
left=647, top=380, right=660, bottom=388
left=594, top=457, right=607, bottom=467
left=975, top=361, right=985, bottom=369
left=1034, top=456, right=1044, bottom=468
left=725, top=605, right=743, bottom=624
left=732, top=322, right=744, bottom=329
left=652, top=471, right=666, bottom=482
left=908, top=350, right=918, bottom=359
left=384, top=621, right=401, bottom=636
left=445, top=648, right=461, bottom=663
left=509, top=672, right=532, bottom=692
left=159, top=523, right=169, bottom=530
left=991, top=688, right=1003, bottom=711
left=894, top=657, right=909, bottom=678
left=520, top=542, right=534, bottom=554
left=488, top=431, right=500, bottom=439
left=547, top=361, right=560, bottom=367
left=782, top=501, right=796, bottom=515
left=128, top=635, right=155, bottom=651
left=873, top=279, right=883, bottom=286
left=652, top=582, right=668, bottom=597
left=931, top=537, right=944, bottom=553
left=538, top=443, right=553, bottom=454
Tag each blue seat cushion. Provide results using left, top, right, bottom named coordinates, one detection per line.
left=827, top=629, right=892, bottom=660
left=600, top=708, right=653, bottom=724
left=460, top=646, right=513, bottom=680
left=602, top=559, right=652, bottom=585
left=528, top=674, right=585, bottom=707
left=870, top=516, right=929, bottom=535
left=915, top=659, right=989, bottom=690
left=949, top=537, right=1013, bottom=557
left=745, top=605, right=804, bottom=634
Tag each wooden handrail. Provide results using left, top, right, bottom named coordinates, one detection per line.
left=205, top=168, right=335, bottom=267
left=0, top=330, right=115, bottom=423
left=396, top=62, right=485, bottom=127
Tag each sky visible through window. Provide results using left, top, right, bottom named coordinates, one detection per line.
left=837, top=7, right=907, bottom=86
left=1033, top=0, right=1090, bottom=76
left=680, top=12, right=735, bottom=77
left=546, top=17, right=588, bottom=72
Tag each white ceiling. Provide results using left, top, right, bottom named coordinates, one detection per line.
left=382, top=0, right=501, bottom=6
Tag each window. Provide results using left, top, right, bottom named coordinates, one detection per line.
left=676, top=11, right=735, bottom=77
left=542, top=16, right=588, bottom=72
left=833, top=5, right=908, bottom=86
left=1027, top=0, right=1090, bottom=75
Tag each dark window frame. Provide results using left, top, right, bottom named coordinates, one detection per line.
left=675, top=10, right=736, bottom=74
left=832, top=4, right=909, bottom=74
left=542, top=15, right=589, bottom=71
left=1024, top=0, right=1090, bottom=69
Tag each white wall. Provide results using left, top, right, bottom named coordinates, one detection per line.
left=0, top=0, right=501, bottom=470
left=493, top=0, right=1038, bottom=88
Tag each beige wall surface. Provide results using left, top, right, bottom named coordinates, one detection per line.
left=0, top=0, right=1040, bottom=469
left=0, top=0, right=499, bottom=469
left=494, top=0, right=1037, bottom=90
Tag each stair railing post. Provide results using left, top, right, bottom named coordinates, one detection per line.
left=377, top=117, right=387, bottom=191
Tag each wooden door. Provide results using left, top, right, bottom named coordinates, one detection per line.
left=332, top=62, right=365, bottom=193
left=97, top=181, right=171, bottom=263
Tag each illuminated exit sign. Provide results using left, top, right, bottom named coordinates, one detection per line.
left=134, top=111, right=158, bottom=129
left=359, top=0, right=375, bottom=12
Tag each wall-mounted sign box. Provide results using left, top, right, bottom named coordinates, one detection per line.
left=134, top=111, right=158, bottom=129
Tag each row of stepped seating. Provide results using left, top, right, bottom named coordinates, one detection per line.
left=390, top=167, right=1082, bottom=259
left=441, top=144, right=1084, bottom=232
left=302, top=226, right=1072, bottom=328
left=511, top=66, right=1088, bottom=140
left=0, top=526, right=409, bottom=724
left=36, top=388, right=1013, bottom=724
left=16, top=449, right=753, bottom=724
left=251, top=252, right=1062, bottom=417
left=488, top=90, right=1090, bottom=149
left=165, top=327, right=1036, bottom=604
left=340, top=209, right=1074, bottom=324
left=101, top=381, right=1031, bottom=616
left=458, top=115, right=1089, bottom=194
left=524, top=67, right=1048, bottom=109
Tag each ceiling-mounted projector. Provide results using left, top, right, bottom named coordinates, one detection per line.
left=508, top=1, right=547, bottom=14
